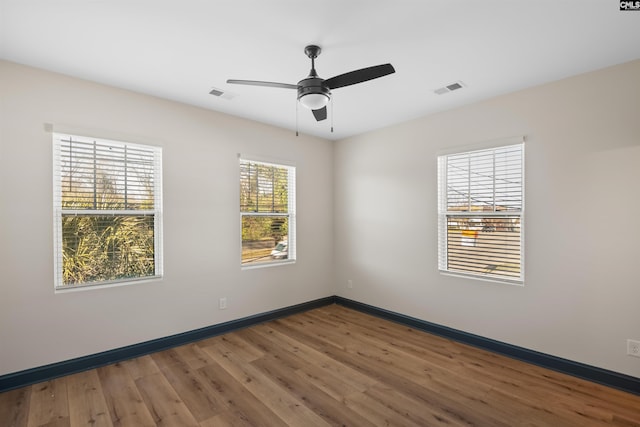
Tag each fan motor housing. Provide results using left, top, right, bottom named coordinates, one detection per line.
left=297, top=77, right=330, bottom=101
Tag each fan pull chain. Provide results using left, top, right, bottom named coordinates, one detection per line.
left=295, top=98, right=299, bottom=137
left=331, top=97, right=334, bottom=133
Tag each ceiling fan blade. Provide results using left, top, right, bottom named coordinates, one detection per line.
left=226, top=79, right=298, bottom=90
left=325, top=64, right=395, bottom=90
left=312, top=106, right=327, bottom=121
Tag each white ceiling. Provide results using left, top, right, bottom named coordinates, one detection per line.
left=1, top=1, right=639, bottom=140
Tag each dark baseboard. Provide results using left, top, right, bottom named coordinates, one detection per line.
left=0, top=296, right=335, bottom=393
left=334, top=296, right=640, bottom=396
left=2, top=295, right=638, bottom=396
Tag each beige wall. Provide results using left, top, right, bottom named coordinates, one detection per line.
left=333, top=60, right=640, bottom=378
left=0, top=61, right=334, bottom=375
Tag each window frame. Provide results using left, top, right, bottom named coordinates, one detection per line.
left=437, top=138, right=524, bottom=285
left=52, top=132, right=163, bottom=290
left=239, top=156, right=296, bottom=268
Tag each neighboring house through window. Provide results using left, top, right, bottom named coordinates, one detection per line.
left=240, top=158, right=296, bottom=266
left=53, top=133, right=163, bottom=289
left=437, top=139, right=524, bottom=284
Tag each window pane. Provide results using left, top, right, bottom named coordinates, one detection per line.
left=446, top=215, right=521, bottom=278
left=54, top=133, right=162, bottom=289
left=241, top=216, right=289, bottom=264
left=446, top=144, right=523, bottom=212
left=439, top=142, right=523, bottom=283
left=240, top=162, right=289, bottom=213
left=60, top=138, right=156, bottom=211
left=494, top=145, right=523, bottom=211
left=61, top=214, right=155, bottom=285
left=446, top=154, right=470, bottom=210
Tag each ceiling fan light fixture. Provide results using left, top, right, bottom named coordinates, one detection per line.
left=227, top=44, right=395, bottom=123
left=299, top=92, right=329, bottom=110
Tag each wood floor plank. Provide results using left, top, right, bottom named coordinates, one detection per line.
left=2, top=304, right=639, bottom=426
left=248, top=322, right=379, bottom=403
left=97, top=363, right=156, bottom=427
left=200, top=333, right=264, bottom=363
left=26, top=378, right=69, bottom=427
left=254, top=321, right=378, bottom=391
left=310, top=306, right=468, bottom=371
left=278, top=312, right=439, bottom=382
left=134, top=372, right=199, bottom=427
left=250, top=354, right=377, bottom=426
left=201, top=341, right=331, bottom=427
left=199, top=410, right=256, bottom=427
left=344, top=391, right=425, bottom=427
left=354, top=383, right=467, bottom=427
left=234, top=327, right=306, bottom=370
left=119, top=355, right=160, bottom=381
left=151, top=351, right=222, bottom=422
left=66, top=370, right=112, bottom=427
left=483, top=385, right=605, bottom=426
left=171, top=343, right=214, bottom=371
left=0, top=386, right=31, bottom=427
left=146, top=349, right=184, bottom=371
left=197, top=362, right=288, bottom=427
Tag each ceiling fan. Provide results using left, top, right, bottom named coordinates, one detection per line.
left=227, top=45, right=395, bottom=123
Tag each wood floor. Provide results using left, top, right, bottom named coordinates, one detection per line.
left=1, top=305, right=639, bottom=426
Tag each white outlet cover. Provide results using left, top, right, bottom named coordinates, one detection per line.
left=627, top=339, right=640, bottom=357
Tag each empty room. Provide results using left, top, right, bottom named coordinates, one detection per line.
left=1, top=1, right=639, bottom=426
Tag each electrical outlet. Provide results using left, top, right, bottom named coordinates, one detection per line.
left=219, top=297, right=227, bottom=310
left=347, top=279, right=353, bottom=289
left=627, top=339, right=640, bottom=358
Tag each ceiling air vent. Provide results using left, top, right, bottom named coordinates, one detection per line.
left=434, top=81, right=466, bottom=95
left=209, top=87, right=237, bottom=100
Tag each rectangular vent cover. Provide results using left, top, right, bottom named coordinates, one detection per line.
left=209, top=87, right=237, bottom=100
left=434, top=81, right=466, bottom=95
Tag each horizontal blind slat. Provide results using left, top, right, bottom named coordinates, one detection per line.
left=240, top=160, right=291, bottom=214
left=60, top=136, right=157, bottom=212
left=446, top=215, right=521, bottom=279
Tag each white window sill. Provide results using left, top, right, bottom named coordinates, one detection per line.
left=439, top=270, right=524, bottom=287
left=241, top=260, right=296, bottom=271
left=54, top=276, right=162, bottom=293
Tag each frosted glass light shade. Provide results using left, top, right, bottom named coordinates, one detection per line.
left=299, top=93, right=329, bottom=110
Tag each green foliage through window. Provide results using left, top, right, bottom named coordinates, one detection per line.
left=62, top=215, right=155, bottom=285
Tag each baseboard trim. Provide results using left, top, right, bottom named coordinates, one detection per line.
left=0, top=296, right=335, bottom=393
left=2, top=295, right=638, bottom=396
left=334, top=296, right=640, bottom=396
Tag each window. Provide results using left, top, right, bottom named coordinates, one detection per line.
left=53, top=133, right=163, bottom=289
left=438, top=140, right=524, bottom=284
left=240, top=158, right=296, bottom=266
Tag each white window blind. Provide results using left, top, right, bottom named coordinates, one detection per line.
left=240, top=159, right=296, bottom=266
left=53, top=133, right=163, bottom=289
left=438, top=141, right=524, bottom=283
